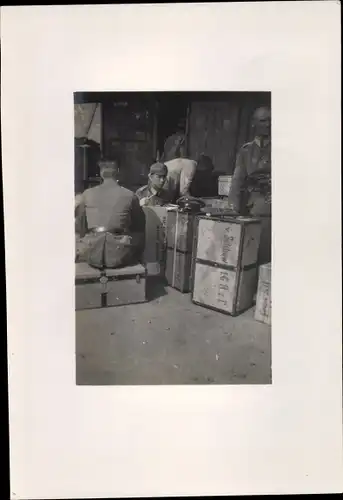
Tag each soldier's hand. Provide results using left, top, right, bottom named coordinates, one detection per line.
left=139, top=197, right=149, bottom=207
left=119, top=235, right=132, bottom=246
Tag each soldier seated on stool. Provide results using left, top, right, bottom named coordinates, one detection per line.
left=75, top=159, right=146, bottom=269
left=136, top=162, right=171, bottom=207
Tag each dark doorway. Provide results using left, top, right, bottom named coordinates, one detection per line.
left=155, top=93, right=189, bottom=158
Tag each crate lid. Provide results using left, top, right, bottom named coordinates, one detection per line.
left=198, top=214, right=261, bottom=224
left=75, top=262, right=102, bottom=279
left=105, top=263, right=146, bottom=277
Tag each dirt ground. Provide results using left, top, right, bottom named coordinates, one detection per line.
left=76, top=278, right=271, bottom=385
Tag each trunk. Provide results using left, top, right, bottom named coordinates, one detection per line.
left=165, top=210, right=200, bottom=293
left=75, top=262, right=146, bottom=310
left=142, top=206, right=171, bottom=276
left=104, top=265, right=147, bottom=307
left=192, top=215, right=262, bottom=316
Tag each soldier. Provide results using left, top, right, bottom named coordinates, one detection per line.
left=160, top=132, right=198, bottom=202
left=228, top=106, right=271, bottom=264
left=75, top=160, right=146, bottom=269
left=136, top=162, right=171, bottom=207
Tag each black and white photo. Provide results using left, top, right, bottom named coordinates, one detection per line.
left=75, top=91, right=272, bottom=385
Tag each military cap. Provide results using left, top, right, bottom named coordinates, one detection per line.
left=149, top=162, right=168, bottom=176
left=98, top=160, right=119, bottom=171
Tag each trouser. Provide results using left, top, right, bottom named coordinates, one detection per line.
left=75, top=231, right=138, bottom=269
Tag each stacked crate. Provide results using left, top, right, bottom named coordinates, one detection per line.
left=192, top=215, right=262, bottom=316
left=142, top=206, right=177, bottom=276
left=165, top=209, right=200, bottom=293
left=254, top=262, right=271, bottom=325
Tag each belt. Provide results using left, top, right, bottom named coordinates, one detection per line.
left=89, top=227, right=125, bottom=235
left=90, top=226, right=108, bottom=234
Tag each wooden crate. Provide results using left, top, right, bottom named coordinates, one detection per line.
left=192, top=215, right=262, bottom=316
left=165, top=210, right=199, bottom=293
left=200, top=197, right=229, bottom=210
left=218, top=175, right=233, bottom=196
left=255, top=262, right=271, bottom=325
left=142, top=206, right=171, bottom=276
left=165, top=249, right=193, bottom=293
left=75, top=262, right=146, bottom=310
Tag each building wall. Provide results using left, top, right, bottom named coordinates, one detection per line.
left=102, top=99, right=156, bottom=191
left=188, top=93, right=271, bottom=174
left=73, top=92, right=271, bottom=193
left=74, top=103, right=102, bottom=145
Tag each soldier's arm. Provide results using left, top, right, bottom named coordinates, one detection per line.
left=179, top=160, right=197, bottom=196
left=75, top=192, right=87, bottom=237
left=75, top=192, right=84, bottom=211
left=227, top=149, right=247, bottom=213
left=135, top=186, right=145, bottom=200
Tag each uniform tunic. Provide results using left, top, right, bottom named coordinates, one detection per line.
left=228, top=138, right=271, bottom=264
left=75, top=180, right=146, bottom=269
left=136, top=184, right=172, bottom=207
left=163, top=158, right=197, bottom=202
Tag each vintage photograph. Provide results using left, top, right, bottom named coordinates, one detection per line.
left=74, top=91, right=272, bottom=385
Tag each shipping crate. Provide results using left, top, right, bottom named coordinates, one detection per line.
left=142, top=206, right=176, bottom=276
left=75, top=262, right=146, bottom=310
left=165, top=209, right=200, bottom=293
left=218, top=175, right=233, bottom=196
left=192, top=216, right=262, bottom=316
left=200, top=197, right=229, bottom=212
left=254, top=262, right=271, bottom=325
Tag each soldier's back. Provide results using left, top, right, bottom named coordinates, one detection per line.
left=84, top=181, right=135, bottom=230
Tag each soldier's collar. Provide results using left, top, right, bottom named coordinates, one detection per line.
left=254, top=137, right=271, bottom=148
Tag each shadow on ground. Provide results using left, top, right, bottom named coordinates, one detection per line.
left=146, top=276, right=168, bottom=302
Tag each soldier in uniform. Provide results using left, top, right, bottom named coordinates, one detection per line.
left=160, top=132, right=198, bottom=202
left=136, top=162, right=171, bottom=207
left=75, top=160, right=146, bottom=269
left=228, top=106, right=271, bottom=264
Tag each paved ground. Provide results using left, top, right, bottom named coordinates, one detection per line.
left=76, top=278, right=271, bottom=385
